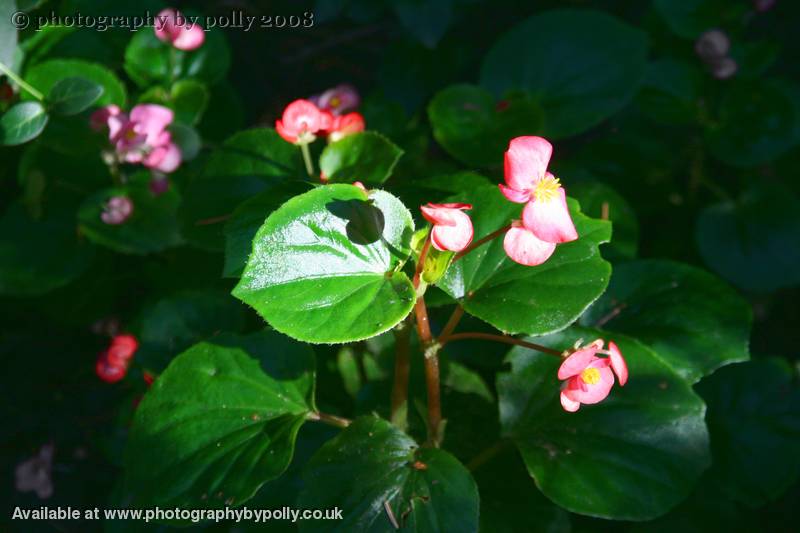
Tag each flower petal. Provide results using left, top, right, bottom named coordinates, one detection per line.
left=504, top=136, right=552, bottom=192
left=503, top=225, right=556, bottom=266
left=522, top=187, right=578, bottom=243
left=571, top=366, right=615, bottom=404
left=130, top=104, right=174, bottom=145
left=558, top=346, right=600, bottom=380
left=498, top=183, right=531, bottom=203
left=430, top=212, right=473, bottom=252
left=172, top=24, right=205, bottom=51
left=560, top=389, right=581, bottom=412
left=608, top=341, right=628, bottom=386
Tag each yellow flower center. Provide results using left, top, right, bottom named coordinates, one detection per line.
left=581, top=367, right=601, bottom=385
left=330, top=96, right=341, bottom=108
left=533, top=175, right=561, bottom=203
left=125, top=129, right=138, bottom=140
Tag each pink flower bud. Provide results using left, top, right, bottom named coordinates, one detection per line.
left=558, top=339, right=628, bottom=412
left=695, top=30, right=730, bottom=62
left=275, top=99, right=325, bottom=144
left=328, top=112, right=366, bottom=142
left=101, top=196, right=133, bottom=225
left=710, top=57, right=738, bottom=79
left=420, top=203, right=474, bottom=252
left=149, top=174, right=170, bottom=196
left=154, top=8, right=205, bottom=51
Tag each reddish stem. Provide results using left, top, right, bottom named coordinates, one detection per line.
left=441, top=332, right=562, bottom=356
left=438, top=305, right=464, bottom=341
left=454, top=224, right=511, bottom=261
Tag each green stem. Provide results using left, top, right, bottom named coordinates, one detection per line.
left=390, top=318, right=411, bottom=430
left=0, top=61, right=44, bottom=101
left=299, top=141, right=315, bottom=178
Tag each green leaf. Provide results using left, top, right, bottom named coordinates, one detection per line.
left=23, top=59, right=126, bottom=106
left=298, top=416, right=479, bottom=532
left=706, top=80, right=799, bottom=167
left=428, top=84, right=544, bottom=167
left=636, top=59, right=703, bottom=126
left=319, top=132, right=403, bottom=185
left=697, top=358, right=800, bottom=507
left=168, top=122, right=201, bottom=160
left=0, top=101, right=48, bottom=145
left=580, top=260, right=751, bottom=382
left=233, top=184, right=416, bottom=344
left=439, top=184, right=611, bottom=336
left=653, top=0, right=746, bottom=39
left=0, top=202, right=94, bottom=296
left=78, top=172, right=183, bottom=255
left=47, top=76, right=104, bottom=115
left=498, top=327, right=711, bottom=520
left=480, top=9, right=648, bottom=139
left=570, top=180, right=639, bottom=260
left=124, top=331, right=316, bottom=509
left=223, top=182, right=310, bottom=278
left=0, top=0, right=18, bottom=68
left=695, top=184, right=800, bottom=292
left=392, top=0, right=453, bottom=48
left=170, top=79, right=209, bottom=125
left=181, top=128, right=304, bottom=251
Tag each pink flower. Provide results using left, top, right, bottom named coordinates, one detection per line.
left=95, top=334, right=139, bottom=383
left=15, top=444, right=54, bottom=499
left=311, top=84, right=360, bottom=116
left=420, top=203, right=474, bottom=252
left=276, top=99, right=325, bottom=144
left=154, top=8, right=205, bottom=51
left=328, top=112, right=365, bottom=142
left=101, top=196, right=133, bottom=225
left=558, top=339, right=628, bottom=412
left=499, top=137, right=578, bottom=266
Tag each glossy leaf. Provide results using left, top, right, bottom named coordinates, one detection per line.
left=580, top=260, right=751, bottom=382
left=480, top=9, right=648, bottom=139
left=24, top=59, right=126, bottom=106
left=0, top=0, right=18, bottom=68
left=0, top=101, right=48, bottom=145
left=78, top=172, right=182, bottom=255
left=498, top=327, right=711, bottom=520
left=233, top=184, right=416, bottom=344
left=298, top=416, right=479, bottom=532
left=428, top=84, right=544, bottom=167
left=439, top=184, right=611, bottom=336
left=319, top=132, right=403, bottom=185
left=695, top=184, right=800, bottom=292
left=124, top=331, right=316, bottom=509
left=696, top=359, right=800, bottom=507
left=47, top=76, right=104, bottom=115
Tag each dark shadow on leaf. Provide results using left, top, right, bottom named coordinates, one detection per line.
left=326, top=199, right=385, bottom=245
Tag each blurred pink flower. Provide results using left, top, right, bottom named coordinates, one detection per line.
left=101, top=196, right=133, bottom=225
left=154, top=8, right=205, bottom=51
left=311, top=84, right=360, bottom=116
left=753, top=0, right=776, bottom=12
left=420, top=203, right=474, bottom=252
left=15, top=444, right=54, bottom=499
left=276, top=99, right=325, bottom=144
left=558, top=339, right=628, bottom=412
left=695, top=29, right=730, bottom=62
left=328, top=112, right=365, bottom=142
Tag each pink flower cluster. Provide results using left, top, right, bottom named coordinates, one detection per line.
left=500, top=137, right=578, bottom=266
left=91, top=104, right=182, bottom=174
left=276, top=84, right=365, bottom=145
left=558, top=339, right=628, bottom=412
left=154, top=8, right=205, bottom=51
left=95, top=334, right=139, bottom=384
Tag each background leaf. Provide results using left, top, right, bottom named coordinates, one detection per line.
left=47, top=76, right=104, bottom=115
left=23, top=59, right=127, bottom=106
left=0, top=101, right=48, bottom=145
left=319, top=132, right=403, bottom=185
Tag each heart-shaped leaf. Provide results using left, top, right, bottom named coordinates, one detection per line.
left=319, top=132, right=403, bottom=185
left=24, top=59, right=127, bottom=106
left=233, top=184, right=416, bottom=344
left=0, top=101, right=48, bottom=145
left=124, top=331, right=316, bottom=509
left=498, top=326, right=710, bottom=520
left=439, top=184, right=611, bottom=336
left=298, top=416, right=479, bottom=532
left=47, top=76, right=104, bottom=115
left=480, top=9, right=648, bottom=139
left=580, top=260, right=751, bottom=382
left=428, top=84, right=544, bottom=167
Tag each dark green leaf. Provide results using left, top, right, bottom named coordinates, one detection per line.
left=47, top=76, right=104, bottom=115
left=439, top=185, right=611, bottom=336
left=428, top=84, right=544, bottom=167
left=480, top=9, right=648, bottom=139
left=319, top=132, right=403, bottom=185
left=78, top=172, right=183, bottom=255
left=653, top=0, right=746, bottom=39
left=637, top=59, right=702, bottom=126
left=580, top=260, right=751, bottom=382
left=170, top=79, right=209, bottom=125
left=0, top=101, right=48, bottom=145
left=570, top=180, right=639, bottom=260
left=24, top=59, right=126, bottom=106
left=393, top=0, right=453, bottom=48
left=233, top=184, right=416, bottom=344
left=498, top=327, right=710, bottom=520
left=124, top=331, right=316, bottom=508
left=697, top=358, right=800, bottom=506
left=298, top=416, right=479, bottom=532
left=168, top=122, right=201, bottom=160
left=695, top=184, right=800, bottom=292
